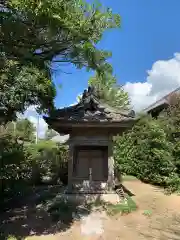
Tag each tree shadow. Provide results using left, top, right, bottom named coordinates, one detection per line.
left=0, top=186, right=93, bottom=240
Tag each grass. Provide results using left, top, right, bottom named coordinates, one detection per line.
left=105, top=197, right=137, bottom=216
left=7, top=236, right=18, bottom=240
left=86, top=196, right=138, bottom=216
left=122, top=175, right=138, bottom=181
left=143, top=209, right=153, bottom=217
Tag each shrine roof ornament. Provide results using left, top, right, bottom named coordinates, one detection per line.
left=44, top=86, right=136, bottom=123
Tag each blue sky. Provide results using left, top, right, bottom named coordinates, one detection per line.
left=25, top=0, right=180, bottom=137
left=52, top=0, right=180, bottom=108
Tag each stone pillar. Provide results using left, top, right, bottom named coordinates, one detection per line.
left=107, top=137, right=114, bottom=191
left=67, top=144, right=73, bottom=192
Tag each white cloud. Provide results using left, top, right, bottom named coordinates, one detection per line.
left=28, top=115, right=48, bottom=138
left=21, top=53, right=180, bottom=130
left=124, top=53, right=180, bottom=111
left=22, top=106, right=48, bottom=138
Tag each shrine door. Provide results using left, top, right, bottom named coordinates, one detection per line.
left=74, top=146, right=108, bottom=181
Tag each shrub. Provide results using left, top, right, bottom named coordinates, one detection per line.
left=0, top=125, right=68, bottom=209
left=0, top=127, right=32, bottom=208
left=25, top=140, right=68, bottom=185
left=173, top=141, right=180, bottom=175
left=114, top=116, right=177, bottom=189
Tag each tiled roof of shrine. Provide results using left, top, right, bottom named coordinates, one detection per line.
left=44, top=86, right=136, bottom=123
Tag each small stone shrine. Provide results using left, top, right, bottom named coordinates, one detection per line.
left=44, top=86, right=136, bottom=193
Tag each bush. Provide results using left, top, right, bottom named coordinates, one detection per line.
left=114, top=115, right=179, bottom=190
left=26, top=140, right=68, bottom=184
left=25, top=140, right=68, bottom=185
left=173, top=141, right=180, bottom=175
left=0, top=126, right=68, bottom=208
left=0, top=127, right=33, bottom=209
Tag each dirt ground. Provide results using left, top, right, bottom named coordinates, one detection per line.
left=1, top=179, right=180, bottom=240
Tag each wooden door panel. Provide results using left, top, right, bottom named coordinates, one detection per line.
left=91, top=150, right=107, bottom=181
left=75, top=150, right=90, bottom=179
left=91, top=157, right=103, bottom=180
left=74, top=147, right=108, bottom=181
left=90, top=150, right=103, bottom=158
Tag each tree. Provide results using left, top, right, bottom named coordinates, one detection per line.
left=88, top=64, right=130, bottom=109
left=0, top=61, right=56, bottom=120
left=45, top=128, right=58, bottom=140
left=7, top=118, right=36, bottom=142
left=1, top=0, right=120, bottom=71
left=1, top=0, right=120, bottom=119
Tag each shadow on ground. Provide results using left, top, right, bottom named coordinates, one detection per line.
left=0, top=186, right=92, bottom=240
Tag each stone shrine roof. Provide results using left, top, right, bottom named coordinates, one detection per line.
left=44, top=86, right=136, bottom=123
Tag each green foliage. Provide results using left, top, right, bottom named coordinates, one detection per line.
left=167, top=93, right=180, bottom=129
left=7, top=236, right=18, bottom=240
left=114, top=131, right=135, bottom=176
left=86, top=195, right=137, bottom=216
left=0, top=60, right=56, bottom=119
left=88, top=64, right=130, bottom=109
left=143, top=209, right=152, bottom=217
left=0, top=126, right=29, bottom=201
left=122, top=175, right=137, bottom=181
left=25, top=140, right=68, bottom=185
left=0, top=125, right=68, bottom=208
left=6, top=118, right=36, bottom=142
left=114, top=93, right=180, bottom=193
left=0, top=131, right=23, bottom=182
left=114, top=115, right=179, bottom=190
left=163, top=93, right=180, bottom=179
left=105, top=197, right=137, bottom=216
left=1, top=0, right=120, bottom=119
left=173, top=141, right=180, bottom=175
left=2, top=0, right=120, bottom=70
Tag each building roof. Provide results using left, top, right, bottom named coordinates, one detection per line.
left=144, top=87, right=180, bottom=113
left=44, top=86, right=136, bottom=123
left=44, top=86, right=137, bottom=134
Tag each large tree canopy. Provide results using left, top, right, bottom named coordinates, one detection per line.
left=88, top=65, right=130, bottom=109
left=0, top=60, right=56, bottom=120
left=1, top=0, right=120, bottom=119
left=1, top=0, right=120, bottom=70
